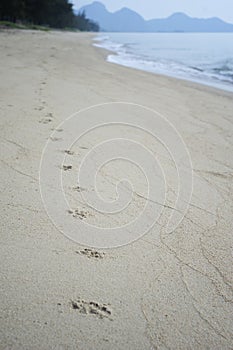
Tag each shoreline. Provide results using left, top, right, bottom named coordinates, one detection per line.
left=94, top=32, right=233, bottom=94
left=0, top=29, right=233, bottom=349
left=93, top=39, right=233, bottom=99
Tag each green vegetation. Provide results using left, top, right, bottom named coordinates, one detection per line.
left=0, top=20, right=49, bottom=30
left=0, top=0, right=99, bottom=31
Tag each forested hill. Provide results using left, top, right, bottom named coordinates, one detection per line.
left=0, top=0, right=99, bottom=31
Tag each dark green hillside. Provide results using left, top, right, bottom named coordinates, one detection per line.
left=0, top=0, right=99, bottom=31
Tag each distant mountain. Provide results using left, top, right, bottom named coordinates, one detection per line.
left=76, top=1, right=233, bottom=32
left=76, top=2, right=147, bottom=32
left=147, top=12, right=233, bottom=32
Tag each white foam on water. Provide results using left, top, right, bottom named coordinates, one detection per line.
left=94, top=33, right=233, bottom=93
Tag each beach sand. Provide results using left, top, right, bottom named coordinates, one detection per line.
left=0, top=30, right=233, bottom=349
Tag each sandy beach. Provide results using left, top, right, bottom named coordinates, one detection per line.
left=0, top=29, right=233, bottom=349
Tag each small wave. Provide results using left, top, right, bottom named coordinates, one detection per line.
left=94, top=39, right=125, bottom=54
left=93, top=35, right=110, bottom=42
left=213, top=59, right=233, bottom=73
left=189, top=66, right=204, bottom=72
left=205, top=59, right=233, bottom=83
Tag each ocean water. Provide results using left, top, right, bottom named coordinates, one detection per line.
left=94, top=33, right=233, bottom=92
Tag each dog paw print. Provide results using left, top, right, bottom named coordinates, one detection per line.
left=64, top=149, right=74, bottom=155
left=50, top=136, right=62, bottom=142
left=73, top=185, right=86, bottom=192
left=39, top=113, right=54, bottom=124
left=39, top=117, right=52, bottom=124
left=77, top=248, right=105, bottom=259
left=71, top=299, right=112, bottom=320
left=63, top=165, right=72, bottom=171
left=68, top=209, right=88, bottom=219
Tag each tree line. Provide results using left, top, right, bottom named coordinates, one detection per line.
left=0, top=0, right=99, bottom=31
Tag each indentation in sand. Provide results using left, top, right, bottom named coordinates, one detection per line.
left=76, top=248, right=105, bottom=259
left=71, top=299, right=112, bottom=319
left=64, top=149, right=74, bottom=155
left=62, top=165, right=72, bottom=171
left=68, top=209, right=88, bottom=219
left=73, top=185, right=86, bottom=192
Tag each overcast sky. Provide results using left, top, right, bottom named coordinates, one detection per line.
left=71, top=0, right=233, bottom=23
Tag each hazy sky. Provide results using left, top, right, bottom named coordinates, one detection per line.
left=72, top=0, right=233, bottom=23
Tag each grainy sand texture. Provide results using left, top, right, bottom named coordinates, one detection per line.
left=0, top=30, right=233, bottom=349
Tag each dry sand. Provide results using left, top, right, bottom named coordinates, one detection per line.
left=0, top=30, right=233, bottom=349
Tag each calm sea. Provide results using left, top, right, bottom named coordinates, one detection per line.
left=94, top=33, right=233, bottom=92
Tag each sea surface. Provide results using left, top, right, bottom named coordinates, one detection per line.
left=94, top=33, right=233, bottom=92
